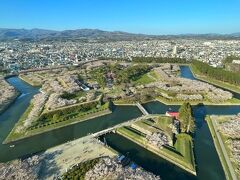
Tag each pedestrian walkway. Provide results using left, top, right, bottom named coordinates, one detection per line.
left=136, top=102, right=149, bottom=115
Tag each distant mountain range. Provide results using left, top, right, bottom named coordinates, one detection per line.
left=0, top=28, right=239, bottom=41
left=0, top=28, right=153, bottom=41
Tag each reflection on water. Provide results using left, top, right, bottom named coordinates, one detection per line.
left=192, top=104, right=207, bottom=129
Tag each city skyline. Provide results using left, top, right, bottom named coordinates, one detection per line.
left=1, top=0, right=240, bottom=35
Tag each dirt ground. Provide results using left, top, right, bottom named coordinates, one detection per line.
left=38, top=136, right=116, bottom=179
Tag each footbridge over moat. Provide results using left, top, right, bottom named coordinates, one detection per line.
left=136, top=102, right=149, bottom=115
left=91, top=114, right=157, bottom=137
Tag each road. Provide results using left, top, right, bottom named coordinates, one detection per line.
left=211, top=118, right=238, bottom=180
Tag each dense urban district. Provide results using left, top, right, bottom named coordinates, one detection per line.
left=0, top=37, right=240, bottom=180
left=1, top=39, right=240, bottom=71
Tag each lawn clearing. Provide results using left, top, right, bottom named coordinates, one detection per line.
left=133, top=73, right=155, bottom=85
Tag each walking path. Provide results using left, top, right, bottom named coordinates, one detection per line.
left=92, top=114, right=156, bottom=137
left=136, top=102, right=149, bottom=115
left=211, top=118, right=238, bottom=180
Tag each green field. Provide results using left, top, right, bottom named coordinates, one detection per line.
left=133, top=73, right=155, bottom=85
left=149, top=70, right=159, bottom=79
left=32, top=102, right=110, bottom=129
left=117, top=127, right=146, bottom=145
left=4, top=102, right=111, bottom=143
left=174, top=133, right=195, bottom=169
left=116, top=119, right=196, bottom=175
left=138, top=116, right=173, bottom=139
left=133, top=120, right=159, bottom=134
left=154, top=116, right=173, bottom=131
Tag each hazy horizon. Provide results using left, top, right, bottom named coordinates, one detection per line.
left=1, top=0, right=240, bottom=35
left=0, top=27, right=239, bottom=36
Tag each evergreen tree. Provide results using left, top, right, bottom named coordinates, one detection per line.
left=192, top=60, right=240, bottom=85
left=179, top=102, right=195, bottom=133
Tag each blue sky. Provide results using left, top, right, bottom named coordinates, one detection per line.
left=0, top=0, right=240, bottom=34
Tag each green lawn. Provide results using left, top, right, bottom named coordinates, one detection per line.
left=117, top=123, right=196, bottom=174
left=226, top=98, right=240, bottom=104
left=104, top=85, right=124, bottom=96
left=133, top=120, right=159, bottom=134
left=33, top=102, right=110, bottom=128
left=149, top=70, right=160, bottom=79
left=155, top=116, right=173, bottom=131
left=174, top=133, right=195, bottom=169
left=133, top=117, right=174, bottom=146
left=117, top=127, right=146, bottom=144
left=4, top=102, right=111, bottom=143
left=154, top=116, right=174, bottom=139
left=139, top=116, right=173, bottom=138
left=133, top=73, right=155, bottom=85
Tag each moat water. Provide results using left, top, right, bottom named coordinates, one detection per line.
left=0, top=66, right=240, bottom=180
left=0, top=77, right=142, bottom=162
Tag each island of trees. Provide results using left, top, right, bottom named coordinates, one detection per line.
left=179, top=102, right=195, bottom=134
left=192, top=60, right=240, bottom=86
